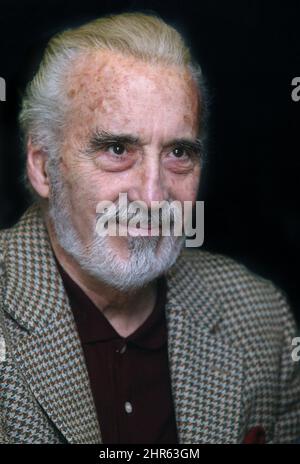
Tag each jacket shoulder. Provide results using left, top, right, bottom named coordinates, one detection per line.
left=175, top=248, right=294, bottom=338
left=177, top=248, right=285, bottom=299
left=0, top=226, right=9, bottom=276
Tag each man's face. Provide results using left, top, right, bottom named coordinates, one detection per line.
left=48, top=50, right=201, bottom=290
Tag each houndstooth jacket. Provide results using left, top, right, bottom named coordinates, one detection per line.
left=0, top=203, right=300, bottom=444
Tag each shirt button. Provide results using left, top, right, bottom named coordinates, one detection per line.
left=124, top=401, right=133, bottom=414
left=120, top=343, right=127, bottom=354
left=116, top=342, right=127, bottom=354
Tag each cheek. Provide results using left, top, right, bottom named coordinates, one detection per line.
left=63, top=163, right=132, bottom=214
left=167, top=168, right=201, bottom=203
left=61, top=165, right=102, bottom=217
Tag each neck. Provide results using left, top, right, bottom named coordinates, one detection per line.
left=45, top=215, right=158, bottom=338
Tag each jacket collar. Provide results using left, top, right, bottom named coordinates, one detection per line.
left=3, top=203, right=68, bottom=332
left=1, top=203, right=244, bottom=443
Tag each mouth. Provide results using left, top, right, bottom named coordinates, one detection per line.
left=115, top=218, right=161, bottom=237
left=115, top=215, right=161, bottom=234
left=96, top=212, right=174, bottom=237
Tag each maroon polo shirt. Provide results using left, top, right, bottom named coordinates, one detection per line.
left=55, top=259, right=179, bottom=444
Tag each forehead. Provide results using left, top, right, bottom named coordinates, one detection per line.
left=64, top=49, right=200, bottom=140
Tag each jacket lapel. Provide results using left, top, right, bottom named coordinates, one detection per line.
left=164, top=258, right=245, bottom=444
left=3, top=203, right=102, bottom=443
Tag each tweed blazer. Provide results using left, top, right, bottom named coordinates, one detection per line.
left=0, top=203, right=300, bottom=444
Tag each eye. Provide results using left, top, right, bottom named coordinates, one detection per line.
left=107, top=143, right=126, bottom=156
left=171, top=147, right=189, bottom=159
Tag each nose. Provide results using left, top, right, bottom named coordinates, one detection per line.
left=128, top=155, right=169, bottom=208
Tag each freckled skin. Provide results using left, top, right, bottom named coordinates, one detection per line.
left=55, top=49, right=201, bottom=254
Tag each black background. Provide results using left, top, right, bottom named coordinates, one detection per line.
left=0, top=1, right=300, bottom=324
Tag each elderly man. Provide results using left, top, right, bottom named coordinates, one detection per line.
left=0, top=12, right=299, bottom=444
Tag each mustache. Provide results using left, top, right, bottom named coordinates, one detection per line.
left=96, top=201, right=183, bottom=228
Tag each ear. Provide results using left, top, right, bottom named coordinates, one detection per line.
left=26, top=137, right=50, bottom=198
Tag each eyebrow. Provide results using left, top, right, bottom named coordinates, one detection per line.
left=85, top=129, right=203, bottom=158
left=88, top=130, right=140, bottom=150
left=165, top=137, right=203, bottom=156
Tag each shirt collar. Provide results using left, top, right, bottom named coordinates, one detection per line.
left=55, top=256, right=168, bottom=350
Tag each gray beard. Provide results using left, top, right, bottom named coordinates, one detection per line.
left=47, top=166, right=185, bottom=292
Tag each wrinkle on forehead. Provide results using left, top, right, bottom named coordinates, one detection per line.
left=63, top=49, right=200, bottom=148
